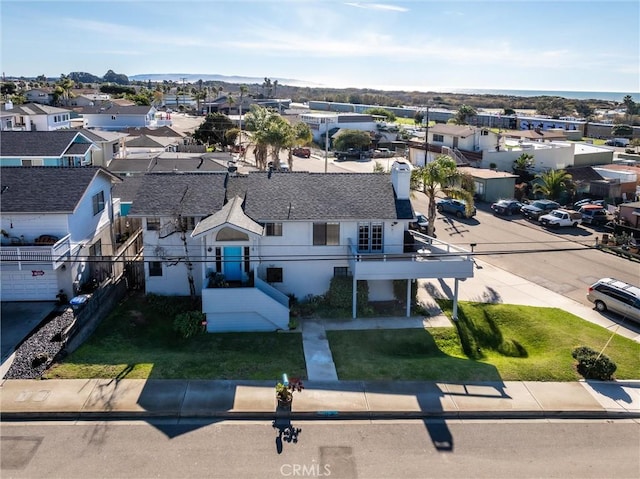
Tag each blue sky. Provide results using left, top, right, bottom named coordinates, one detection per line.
left=1, top=0, right=638, bottom=94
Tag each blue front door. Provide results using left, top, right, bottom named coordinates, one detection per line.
left=224, top=246, right=243, bottom=281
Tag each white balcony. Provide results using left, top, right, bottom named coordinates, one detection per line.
left=0, top=234, right=72, bottom=270
left=347, top=233, right=474, bottom=281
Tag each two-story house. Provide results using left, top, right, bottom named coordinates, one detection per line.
left=0, top=167, right=122, bottom=301
left=78, top=104, right=170, bottom=130
left=0, top=101, right=73, bottom=131
left=128, top=162, right=474, bottom=332
left=0, top=131, right=100, bottom=167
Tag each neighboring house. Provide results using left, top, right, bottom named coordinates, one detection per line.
left=0, top=131, right=100, bottom=167
left=0, top=166, right=122, bottom=301
left=24, top=89, right=55, bottom=105
left=78, top=103, right=170, bottom=130
left=592, top=167, right=638, bottom=202
left=457, top=167, right=518, bottom=203
left=408, top=125, right=497, bottom=167
left=299, top=113, right=378, bottom=145
left=565, top=166, right=606, bottom=197
left=0, top=101, right=72, bottom=131
left=618, top=201, right=640, bottom=229
left=66, top=93, right=112, bottom=108
left=121, top=134, right=182, bottom=157
left=75, top=128, right=128, bottom=167
left=127, top=162, right=474, bottom=332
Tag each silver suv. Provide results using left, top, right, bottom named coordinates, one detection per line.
left=587, top=278, right=640, bottom=323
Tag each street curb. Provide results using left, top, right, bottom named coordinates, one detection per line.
left=2, top=410, right=638, bottom=422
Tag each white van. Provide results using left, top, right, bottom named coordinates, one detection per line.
left=587, top=278, right=640, bottom=323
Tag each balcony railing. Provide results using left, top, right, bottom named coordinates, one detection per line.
left=0, top=234, right=72, bottom=270
left=347, top=234, right=474, bottom=280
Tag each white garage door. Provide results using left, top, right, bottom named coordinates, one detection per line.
left=0, top=269, right=59, bottom=301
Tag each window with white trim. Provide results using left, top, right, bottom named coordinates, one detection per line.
left=92, top=191, right=105, bottom=215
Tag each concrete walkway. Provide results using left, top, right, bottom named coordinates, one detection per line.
left=1, top=378, right=638, bottom=421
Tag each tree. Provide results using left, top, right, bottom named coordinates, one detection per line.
left=1, top=82, right=16, bottom=98
left=410, top=155, right=475, bottom=237
left=285, top=121, right=313, bottom=170
left=244, top=104, right=275, bottom=170
left=414, top=111, right=424, bottom=126
left=629, top=138, right=640, bottom=153
left=333, top=129, right=371, bottom=151
left=364, top=107, right=397, bottom=122
left=503, top=108, right=516, bottom=116
left=192, top=113, right=234, bottom=146
left=532, top=169, right=573, bottom=201
left=452, top=104, right=477, bottom=125
left=575, top=101, right=594, bottom=119
left=512, top=153, right=535, bottom=183
left=612, top=124, right=633, bottom=138
left=622, top=95, right=637, bottom=116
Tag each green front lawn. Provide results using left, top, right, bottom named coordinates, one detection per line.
left=327, top=301, right=640, bottom=381
left=44, top=293, right=306, bottom=380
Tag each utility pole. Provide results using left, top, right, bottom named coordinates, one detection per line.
left=324, top=118, right=331, bottom=173
left=424, top=105, right=430, bottom=165
left=180, top=77, right=187, bottom=109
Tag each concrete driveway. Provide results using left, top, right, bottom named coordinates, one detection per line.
left=1, top=302, right=57, bottom=363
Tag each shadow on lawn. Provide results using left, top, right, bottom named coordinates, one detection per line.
left=438, top=300, right=528, bottom=361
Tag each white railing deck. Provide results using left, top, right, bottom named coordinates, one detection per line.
left=0, top=234, right=72, bottom=269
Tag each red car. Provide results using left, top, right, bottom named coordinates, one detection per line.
left=293, top=147, right=311, bottom=158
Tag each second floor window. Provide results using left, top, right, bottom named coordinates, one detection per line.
left=265, top=222, right=283, bottom=236
left=92, top=191, right=105, bottom=215
left=313, top=222, right=340, bottom=246
left=433, top=134, right=444, bottom=143
left=146, top=218, right=160, bottom=231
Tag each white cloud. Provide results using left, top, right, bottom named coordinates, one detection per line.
left=345, top=2, right=409, bottom=12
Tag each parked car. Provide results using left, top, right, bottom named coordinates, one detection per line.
left=521, top=199, right=561, bottom=221
left=292, top=147, right=311, bottom=158
left=579, top=205, right=613, bottom=226
left=587, top=278, right=640, bottom=323
left=436, top=198, right=476, bottom=218
left=538, top=209, right=582, bottom=228
left=491, top=199, right=523, bottom=216
left=572, top=198, right=605, bottom=210
left=409, top=212, right=430, bottom=233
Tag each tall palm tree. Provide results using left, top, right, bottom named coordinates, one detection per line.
left=244, top=104, right=274, bottom=170
left=411, top=155, right=475, bottom=237
left=533, top=169, right=573, bottom=201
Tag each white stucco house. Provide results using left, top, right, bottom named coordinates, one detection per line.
left=0, top=167, right=122, bottom=301
left=299, top=113, right=378, bottom=145
left=0, top=101, right=73, bottom=131
left=77, top=103, right=171, bottom=131
left=127, top=162, right=474, bottom=332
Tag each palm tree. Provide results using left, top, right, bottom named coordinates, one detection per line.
left=533, top=169, right=573, bottom=201
left=411, top=155, right=475, bottom=237
left=244, top=104, right=274, bottom=170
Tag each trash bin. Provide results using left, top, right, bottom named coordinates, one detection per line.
left=69, top=294, right=91, bottom=311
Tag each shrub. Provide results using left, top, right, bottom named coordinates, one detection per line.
left=173, top=311, right=207, bottom=339
left=572, top=346, right=617, bottom=380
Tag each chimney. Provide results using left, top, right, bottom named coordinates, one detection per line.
left=5, top=100, right=13, bottom=110
left=391, top=161, right=411, bottom=200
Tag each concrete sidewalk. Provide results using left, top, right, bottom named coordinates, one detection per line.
left=1, top=379, right=638, bottom=421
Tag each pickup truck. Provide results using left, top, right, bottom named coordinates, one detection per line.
left=538, top=209, right=582, bottom=228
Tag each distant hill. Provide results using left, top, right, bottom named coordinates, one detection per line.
left=129, top=72, right=318, bottom=87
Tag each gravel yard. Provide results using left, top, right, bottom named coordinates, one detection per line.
left=4, top=309, right=75, bottom=379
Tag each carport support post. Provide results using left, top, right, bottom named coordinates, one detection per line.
left=406, top=279, right=411, bottom=317
left=352, top=276, right=357, bottom=319
left=452, top=279, right=459, bottom=321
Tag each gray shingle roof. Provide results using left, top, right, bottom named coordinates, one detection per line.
left=128, top=173, right=228, bottom=217
left=0, top=166, right=121, bottom=213
left=243, top=171, right=401, bottom=221
left=127, top=171, right=405, bottom=222
left=108, top=157, right=228, bottom=174
left=3, top=103, right=71, bottom=115
left=0, top=131, right=84, bottom=157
